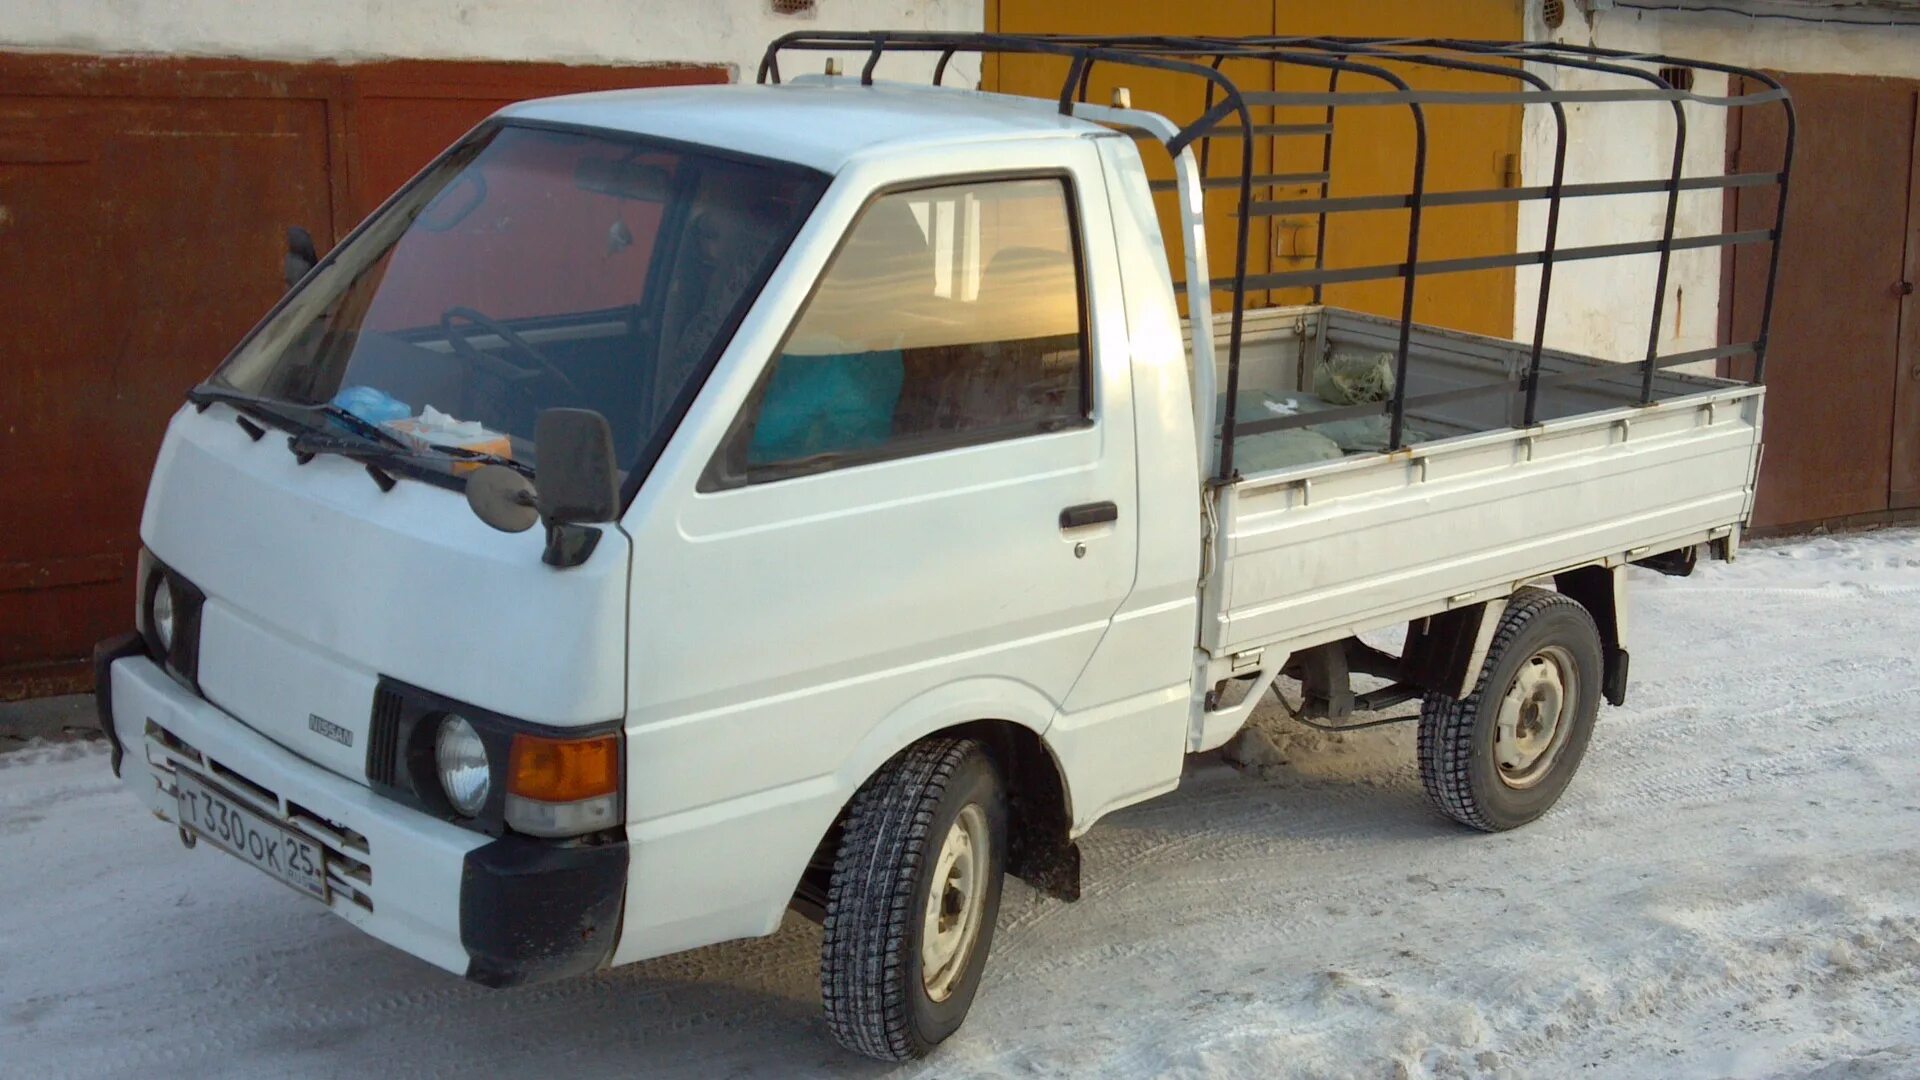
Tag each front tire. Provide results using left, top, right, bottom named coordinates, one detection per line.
left=1418, top=587, right=1603, bottom=831
left=820, top=737, right=1007, bottom=1061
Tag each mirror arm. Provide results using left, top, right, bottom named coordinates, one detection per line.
left=541, top=522, right=603, bottom=569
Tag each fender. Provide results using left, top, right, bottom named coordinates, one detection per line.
left=829, top=675, right=1060, bottom=797
left=776, top=676, right=1078, bottom=923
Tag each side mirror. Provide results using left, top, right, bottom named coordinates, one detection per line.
left=533, top=408, right=619, bottom=567
left=534, top=409, right=619, bottom=524
left=284, top=226, right=319, bottom=289
left=463, top=410, right=617, bottom=567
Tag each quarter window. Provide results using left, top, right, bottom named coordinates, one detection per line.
left=706, top=176, right=1089, bottom=487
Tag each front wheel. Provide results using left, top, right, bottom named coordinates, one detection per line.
left=820, top=737, right=1007, bottom=1061
left=1418, top=587, right=1603, bottom=832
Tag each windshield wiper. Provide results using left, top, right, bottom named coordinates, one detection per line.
left=285, top=431, right=456, bottom=493
left=193, top=383, right=529, bottom=489
left=189, top=385, right=407, bottom=450
left=425, top=442, right=535, bottom=478
left=312, top=402, right=411, bottom=450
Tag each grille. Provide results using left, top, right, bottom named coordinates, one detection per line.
left=144, top=720, right=374, bottom=911
left=366, top=684, right=405, bottom=787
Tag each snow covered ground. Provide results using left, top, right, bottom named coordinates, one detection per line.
left=4, top=529, right=1919, bottom=1079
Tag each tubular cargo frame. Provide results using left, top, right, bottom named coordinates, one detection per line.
left=757, top=32, right=1795, bottom=483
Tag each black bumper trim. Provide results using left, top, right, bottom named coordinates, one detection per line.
left=92, top=633, right=147, bottom=777
left=460, top=833, right=627, bottom=988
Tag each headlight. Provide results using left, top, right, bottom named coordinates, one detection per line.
left=367, top=677, right=622, bottom=838
left=151, top=583, right=176, bottom=652
left=434, top=714, right=492, bottom=816
left=138, top=549, right=203, bottom=689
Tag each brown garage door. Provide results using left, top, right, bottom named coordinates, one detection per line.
left=0, top=54, right=725, bottom=699
left=1725, top=73, right=1920, bottom=530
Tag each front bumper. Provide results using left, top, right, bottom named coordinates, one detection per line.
left=97, top=648, right=625, bottom=986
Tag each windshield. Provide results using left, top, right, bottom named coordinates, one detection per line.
left=210, top=122, right=828, bottom=489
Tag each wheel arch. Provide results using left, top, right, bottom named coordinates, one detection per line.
left=1551, top=562, right=1629, bottom=706
left=792, top=689, right=1082, bottom=920
left=1405, top=562, right=1628, bottom=706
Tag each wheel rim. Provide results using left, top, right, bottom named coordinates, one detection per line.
left=1492, top=644, right=1577, bottom=790
left=921, top=803, right=989, bottom=1002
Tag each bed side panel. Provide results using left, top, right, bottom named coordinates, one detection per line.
left=1201, top=390, right=1762, bottom=657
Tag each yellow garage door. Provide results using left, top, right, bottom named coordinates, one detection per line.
left=985, top=0, right=1524, bottom=338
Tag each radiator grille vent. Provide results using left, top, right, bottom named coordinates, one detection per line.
left=366, top=685, right=404, bottom=786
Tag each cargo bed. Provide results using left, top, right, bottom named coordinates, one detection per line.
left=1187, top=306, right=1762, bottom=748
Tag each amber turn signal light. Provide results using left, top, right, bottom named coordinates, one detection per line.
left=506, top=732, right=620, bottom=803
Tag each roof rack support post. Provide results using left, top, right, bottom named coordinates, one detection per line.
left=1213, top=95, right=1259, bottom=481
left=1312, top=68, right=1341, bottom=305
left=1387, top=101, right=1427, bottom=452
left=1640, top=91, right=1689, bottom=405
left=1196, top=55, right=1228, bottom=181
left=1522, top=95, right=1571, bottom=426
left=860, top=33, right=887, bottom=86
left=1058, top=55, right=1088, bottom=115
left=1750, top=80, right=1795, bottom=385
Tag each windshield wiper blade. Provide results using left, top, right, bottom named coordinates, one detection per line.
left=287, top=430, right=437, bottom=467
left=312, top=402, right=410, bottom=450
left=189, top=385, right=408, bottom=450
left=195, top=384, right=524, bottom=488
left=425, top=442, right=535, bottom=478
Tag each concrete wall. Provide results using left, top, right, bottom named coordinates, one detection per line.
left=0, top=0, right=987, bottom=85
left=1517, top=3, right=1920, bottom=363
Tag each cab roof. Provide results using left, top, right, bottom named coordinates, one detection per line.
left=497, top=79, right=1110, bottom=174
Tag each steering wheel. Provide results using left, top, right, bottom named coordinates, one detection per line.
left=440, top=306, right=583, bottom=400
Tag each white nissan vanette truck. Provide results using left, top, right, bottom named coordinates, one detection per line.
left=95, top=34, right=1789, bottom=1060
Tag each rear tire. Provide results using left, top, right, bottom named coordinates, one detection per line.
left=820, top=737, right=1007, bottom=1061
left=1418, top=587, right=1603, bottom=832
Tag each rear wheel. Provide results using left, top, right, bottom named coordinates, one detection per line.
left=820, top=737, right=1007, bottom=1061
left=1418, top=587, right=1603, bottom=831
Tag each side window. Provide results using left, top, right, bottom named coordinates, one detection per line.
left=705, top=176, right=1089, bottom=488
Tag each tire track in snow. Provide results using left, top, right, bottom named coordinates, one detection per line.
left=996, top=683, right=1920, bottom=981
left=1000, top=733, right=1913, bottom=978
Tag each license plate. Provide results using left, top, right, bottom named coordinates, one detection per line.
left=174, top=771, right=329, bottom=901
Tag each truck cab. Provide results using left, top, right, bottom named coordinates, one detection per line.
left=103, top=75, right=1202, bottom=1030
left=96, top=33, right=1788, bottom=1064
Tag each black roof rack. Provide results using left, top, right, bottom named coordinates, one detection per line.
left=758, top=32, right=1794, bottom=482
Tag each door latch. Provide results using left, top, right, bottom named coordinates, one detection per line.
left=1059, top=501, right=1119, bottom=530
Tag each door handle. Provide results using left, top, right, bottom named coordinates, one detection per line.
left=1059, top=501, right=1119, bottom=530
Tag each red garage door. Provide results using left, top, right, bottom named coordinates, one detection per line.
left=1725, top=73, right=1920, bottom=531
left=0, top=54, right=725, bottom=699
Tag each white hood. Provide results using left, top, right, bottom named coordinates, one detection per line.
left=139, top=404, right=629, bottom=782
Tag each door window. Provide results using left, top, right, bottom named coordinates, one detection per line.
left=705, top=176, right=1090, bottom=488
